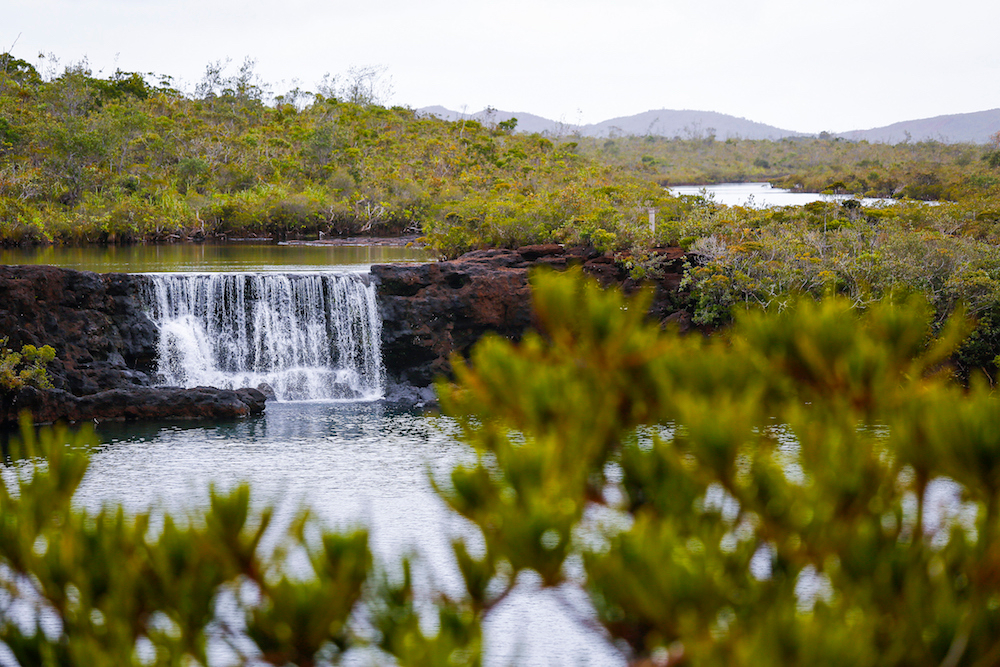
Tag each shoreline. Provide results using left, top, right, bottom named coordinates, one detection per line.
left=281, top=234, right=425, bottom=248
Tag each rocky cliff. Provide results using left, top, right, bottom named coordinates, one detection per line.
left=1, top=246, right=688, bottom=420
left=372, top=244, right=688, bottom=391
left=0, top=266, right=160, bottom=394
left=0, top=265, right=264, bottom=424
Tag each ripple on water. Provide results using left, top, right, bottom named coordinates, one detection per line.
left=80, top=401, right=624, bottom=667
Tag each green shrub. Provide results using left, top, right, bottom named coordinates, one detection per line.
left=0, top=416, right=371, bottom=666
left=0, top=337, right=55, bottom=392
left=433, top=270, right=1000, bottom=666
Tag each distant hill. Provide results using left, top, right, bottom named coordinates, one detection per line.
left=420, top=106, right=1000, bottom=144
left=419, top=106, right=800, bottom=139
left=580, top=109, right=805, bottom=140
left=418, top=106, right=563, bottom=135
left=837, top=109, right=1000, bottom=144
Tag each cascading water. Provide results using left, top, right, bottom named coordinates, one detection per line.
left=141, top=272, right=384, bottom=401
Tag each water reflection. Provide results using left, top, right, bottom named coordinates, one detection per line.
left=0, top=242, right=430, bottom=273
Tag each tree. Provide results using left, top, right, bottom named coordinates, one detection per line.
left=195, top=57, right=269, bottom=105
left=317, top=65, right=393, bottom=107
left=0, top=52, right=42, bottom=88
left=982, top=131, right=1000, bottom=169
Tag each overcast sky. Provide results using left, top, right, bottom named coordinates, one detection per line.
left=6, top=0, right=999, bottom=133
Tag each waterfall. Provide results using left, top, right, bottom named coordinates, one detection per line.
left=142, top=272, right=384, bottom=401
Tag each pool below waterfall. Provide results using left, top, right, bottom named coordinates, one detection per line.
left=1, top=243, right=624, bottom=666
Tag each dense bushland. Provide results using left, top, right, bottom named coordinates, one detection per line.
left=0, top=54, right=667, bottom=253
left=633, top=192, right=1000, bottom=378
left=6, top=271, right=1000, bottom=666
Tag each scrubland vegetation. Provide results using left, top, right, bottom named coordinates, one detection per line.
left=6, top=54, right=1000, bottom=347
left=6, top=54, right=1000, bottom=348
left=0, top=54, right=667, bottom=253
left=581, top=130, right=1000, bottom=201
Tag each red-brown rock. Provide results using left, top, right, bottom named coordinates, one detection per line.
left=0, top=265, right=158, bottom=395
left=372, top=245, right=689, bottom=389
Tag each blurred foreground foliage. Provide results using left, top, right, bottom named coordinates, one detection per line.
left=433, top=269, right=1000, bottom=666
left=0, top=418, right=371, bottom=667
left=6, top=272, right=1000, bottom=666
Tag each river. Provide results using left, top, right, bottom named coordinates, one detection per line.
left=0, top=243, right=624, bottom=667
left=669, top=181, right=897, bottom=208
left=0, top=240, right=429, bottom=273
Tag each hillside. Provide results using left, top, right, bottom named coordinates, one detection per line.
left=838, top=108, right=1000, bottom=144
left=420, top=106, right=802, bottom=140
left=581, top=109, right=803, bottom=140
left=418, top=106, right=564, bottom=135
left=0, top=55, right=669, bottom=254
left=423, top=106, right=1000, bottom=144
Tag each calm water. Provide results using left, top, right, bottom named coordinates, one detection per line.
left=670, top=182, right=896, bottom=208
left=0, top=241, right=429, bottom=273
left=3, top=245, right=622, bottom=666
left=80, top=403, right=619, bottom=667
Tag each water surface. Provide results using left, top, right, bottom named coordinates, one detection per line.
left=670, top=182, right=896, bottom=208
left=0, top=242, right=429, bottom=273
left=81, top=402, right=622, bottom=667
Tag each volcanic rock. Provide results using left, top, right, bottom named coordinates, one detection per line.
left=2, top=386, right=267, bottom=425
left=371, top=245, right=687, bottom=389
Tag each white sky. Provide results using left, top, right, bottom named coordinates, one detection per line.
left=6, top=0, right=1000, bottom=133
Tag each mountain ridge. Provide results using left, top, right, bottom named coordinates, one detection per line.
left=837, top=109, right=1000, bottom=144
left=418, top=106, right=1000, bottom=144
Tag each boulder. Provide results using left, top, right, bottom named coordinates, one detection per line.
left=2, top=386, right=266, bottom=425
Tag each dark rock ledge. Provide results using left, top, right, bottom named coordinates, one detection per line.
left=0, top=265, right=266, bottom=425
left=5, top=386, right=266, bottom=425
left=372, top=244, right=689, bottom=397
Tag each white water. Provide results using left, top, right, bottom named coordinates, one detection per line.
left=141, top=272, right=384, bottom=401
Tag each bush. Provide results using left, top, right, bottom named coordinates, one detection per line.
left=0, top=336, right=55, bottom=393
left=431, top=270, right=1000, bottom=666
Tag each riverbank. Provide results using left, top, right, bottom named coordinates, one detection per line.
left=0, top=238, right=431, bottom=273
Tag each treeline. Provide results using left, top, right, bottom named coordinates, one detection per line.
left=0, top=54, right=667, bottom=253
